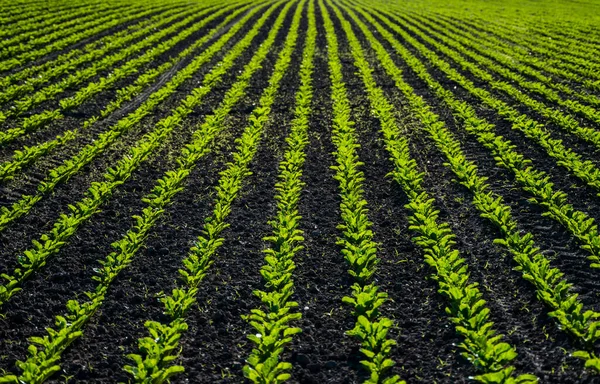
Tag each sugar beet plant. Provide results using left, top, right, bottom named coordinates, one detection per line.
left=336, top=1, right=538, bottom=382
left=0, top=2, right=290, bottom=382
left=0, top=0, right=278, bottom=307
left=361, top=3, right=600, bottom=272
left=392, top=14, right=600, bottom=197
left=351, top=1, right=600, bottom=374
left=0, top=2, right=248, bottom=184
left=320, top=1, right=403, bottom=383
left=0, top=0, right=228, bottom=146
left=241, top=2, right=316, bottom=382
left=2, top=0, right=600, bottom=382
left=0, top=0, right=263, bottom=235
left=123, top=2, right=302, bottom=382
left=0, top=4, right=180, bottom=104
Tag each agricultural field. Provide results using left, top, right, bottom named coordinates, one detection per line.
left=0, top=0, right=599, bottom=382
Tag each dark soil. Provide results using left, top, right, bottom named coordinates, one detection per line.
left=0, top=2, right=265, bottom=274
left=0, top=4, right=194, bottom=106
left=286, top=8, right=360, bottom=383
left=2, top=2, right=600, bottom=384
left=379, top=8, right=600, bottom=309
left=0, top=0, right=286, bottom=376
left=0, top=2, right=240, bottom=157
left=355, top=6, right=600, bottom=383
left=0, top=2, right=173, bottom=79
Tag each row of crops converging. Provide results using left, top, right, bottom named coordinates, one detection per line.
left=0, top=0, right=600, bottom=382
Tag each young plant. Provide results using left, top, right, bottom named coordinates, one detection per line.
left=351, top=1, right=600, bottom=374
left=123, top=2, right=299, bottom=381
left=320, top=2, right=402, bottom=382
left=0, top=0, right=275, bottom=307
left=243, top=2, right=315, bottom=382
left=336, top=2, right=537, bottom=382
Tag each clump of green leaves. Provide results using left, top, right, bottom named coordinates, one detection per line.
left=320, top=2, right=403, bottom=382
left=337, top=3, right=538, bottom=382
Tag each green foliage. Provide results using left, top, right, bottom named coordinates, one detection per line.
left=0, top=0, right=269, bottom=309
left=124, top=2, right=300, bottom=382
left=337, top=2, right=537, bottom=381
left=572, top=351, right=600, bottom=374
left=2, top=0, right=598, bottom=382
left=370, top=4, right=600, bottom=269
left=237, top=2, right=315, bottom=382
left=0, top=1, right=237, bottom=147
left=0, top=2, right=291, bottom=382
left=0, top=4, right=149, bottom=73
left=320, top=2, right=403, bottom=382
left=352, top=0, right=600, bottom=376
left=0, top=4, right=181, bottom=104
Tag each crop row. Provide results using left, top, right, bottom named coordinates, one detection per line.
left=401, top=15, right=600, bottom=125
left=351, top=0, right=600, bottom=374
left=336, top=1, right=540, bottom=382
left=368, top=6, right=600, bottom=271
left=398, top=14, right=600, bottom=168
left=242, top=1, right=316, bottom=382
left=458, top=16, right=600, bottom=74
left=0, top=1, right=249, bottom=184
left=0, top=2, right=118, bottom=49
left=439, top=14, right=599, bottom=94
left=0, top=2, right=165, bottom=74
left=441, top=16, right=600, bottom=91
left=122, top=0, right=301, bottom=380
left=1, top=3, right=212, bottom=118
left=0, top=1, right=106, bottom=28
left=2, top=0, right=599, bottom=382
left=0, top=3, right=137, bottom=60
left=0, top=0, right=230, bottom=143
left=0, top=1, right=294, bottom=382
left=0, top=2, right=181, bottom=93
left=407, top=14, right=600, bottom=109
left=0, top=0, right=258, bottom=234
left=0, top=3, right=194, bottom=106
left=321, top=1, right=402, bottom=382
left=0, top=0, right=277, bottom=306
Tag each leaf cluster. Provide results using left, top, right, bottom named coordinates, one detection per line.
left=343, top=4, right=537, bottom=382
left=356, top=3, right=599, bottom=376
left=321, top=3, right=403, bottom=383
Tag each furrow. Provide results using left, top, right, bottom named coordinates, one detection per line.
left=0, top=0, right=281, bottom=307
